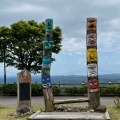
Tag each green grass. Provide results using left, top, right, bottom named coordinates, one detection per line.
left=0, top=105, right=44, bottom=120
left=107, top=105, right=120, bottom=120
left=0, top=104, right=120, bottom=120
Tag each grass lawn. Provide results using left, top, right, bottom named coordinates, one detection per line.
left=0, top=104, right=44, bottom=120
left=107, top=105, right=120, bottom=120
left=0, top=104, right=120, bottom=120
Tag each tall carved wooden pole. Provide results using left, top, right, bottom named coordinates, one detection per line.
left=86, top=18, right=100, bottom=109
left=41, top=19, right=54, bottom=112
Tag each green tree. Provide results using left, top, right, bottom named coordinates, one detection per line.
left=5, top=20, right=62, bottom=73
left=0, top=26, right=10, bottom=62
left=0, top=26, right=11, bottom=84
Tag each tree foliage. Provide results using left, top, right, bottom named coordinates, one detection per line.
left=0, top=20, right=62, bottom=73
left=0, top=26, right=10, bottom=62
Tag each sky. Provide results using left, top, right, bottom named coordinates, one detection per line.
left=0, top=0, right=120, bottom=76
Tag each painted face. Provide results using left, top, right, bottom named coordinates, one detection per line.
left=45, top=19, right=53, bottom=30
left=19, top=70, right=30, bottom=83
left=42, top=74, right=52, bottom=88
left=88, top=79, right=99, bottom=92
left=42, top=56, right=51, bottom=70
left=87, top=48, right=97, bottom=62
left=87, top=33, right=97, bottom=47
left=87, top=63, right=97, bottom=77
left=44, top=37, right=53, bottom=50
left=87, top=18, right=97, bottom=32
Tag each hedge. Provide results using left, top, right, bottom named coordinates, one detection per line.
left=0, top=84, right=61, bottom=96
left=0, top=84, right=120, bottom=96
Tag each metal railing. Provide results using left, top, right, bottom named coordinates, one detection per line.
left=0, top=81, right=120, bottom=88
left=51, top=81, right=120, bottom=88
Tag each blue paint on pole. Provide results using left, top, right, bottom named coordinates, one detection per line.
left=44, top=37, right=53, bottom=50
left=42, top=56, right=51, bottom=70
left=42, top=74, right=52, bottom=88
left=41, top=19, right=53, bottom=88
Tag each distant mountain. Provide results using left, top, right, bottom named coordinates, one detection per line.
left=0, top=73, right=120, bottom=84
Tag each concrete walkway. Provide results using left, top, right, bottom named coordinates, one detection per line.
left=0, top=96, right=115, bottom=107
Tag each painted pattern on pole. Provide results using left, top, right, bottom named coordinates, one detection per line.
left=87, top=63, right=97, bottom=77
left=86, top=33, right=97, bottom=47
left=41, top=19, right=53, bottom=89
left=87, top=18, right=97, bottom=32
left=87, top=48, right=97, bottom=62
left=88, top=79, right=99, bottom=92
left=86, top=18, right=99, bottom=93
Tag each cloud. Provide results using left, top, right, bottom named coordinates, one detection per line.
left=0, top=0, right=120, bottom=56
left=0, top=0, right=120, bottom=75
left=62, top=37, right=86, bottom=55
left=98, top=31, right=120, bottom=53
left=3, top=4, right=47, bottom=13
left=93, top=0, right=120, bottom=6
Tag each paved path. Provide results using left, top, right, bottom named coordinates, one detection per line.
left=0, top=96, right=115, bottom=107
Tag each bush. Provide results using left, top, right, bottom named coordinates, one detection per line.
left=64, top=86, right=79, bottom=94
left=100, top=86, right=120, bottom=95
left=114, top=97, right=120, bottom=108
left=31, top=84, right=43, bottom=96
left=114, top=86, right=120, bottom=95
left=78, top=86, right=87, bottom=94
left=1, top=84, right=17, bottom=95
left=52, top=86, right=62, bottom=95
left=1, top=84, right=120, bottom=96
left=0, top=84, right=43, bottom=96
left=63, top=86, right=87, bottom=94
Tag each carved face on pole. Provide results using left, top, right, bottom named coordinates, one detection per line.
left=87, top=63, right=97, bottom=77
left=42, top=74, right=52, bottom=88
left=87, top=33, right=97, bottom=47
left=88, top=79, right=99, bottom=92
left=87, top=48, right=97, bottom=62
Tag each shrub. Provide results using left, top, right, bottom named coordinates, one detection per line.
left=0, top=84, right=43, bottom=96
left=114, top=97, right=120, bottom=108
left=31, top=84, right=43, bottom=96
left=100, top=86, right=107, bottom=94
left=78, top=86, right=87, bottom=94
left=64, top=86, right=79, bottom=94
left=63, top=86, right=87, bottom=94
left=1, top=84, right=17, bottom=95
left=52, top=86, right=62, bottom=95
left=100, top=86, right=120, bottom=95
left=114, top=86, right=120, bottom=95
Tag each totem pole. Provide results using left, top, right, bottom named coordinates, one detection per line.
left=86, top=18, right=100, bottom=109
left=41, top=19, right=54, bottom=112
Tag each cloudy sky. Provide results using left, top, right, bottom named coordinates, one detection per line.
left=0, top=0, right=120, bottom=76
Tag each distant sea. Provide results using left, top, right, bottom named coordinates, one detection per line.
left=0, top=73, right=120, bottom=84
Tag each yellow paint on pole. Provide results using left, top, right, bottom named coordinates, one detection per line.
left=87, top=48, right=97, bottom=62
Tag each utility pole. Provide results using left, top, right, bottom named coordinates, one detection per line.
left=41, top=19, right=54, bottom=112
left=86, top=18, right=100, bottom=109
left=4, top=47, right=6, bottom=85
left=0, top=48, right=6, bottom=84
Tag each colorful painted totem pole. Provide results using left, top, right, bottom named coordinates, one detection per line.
left=41, top=19, right=54, bottom=111
left=86, top=18, right=100, bottom=109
